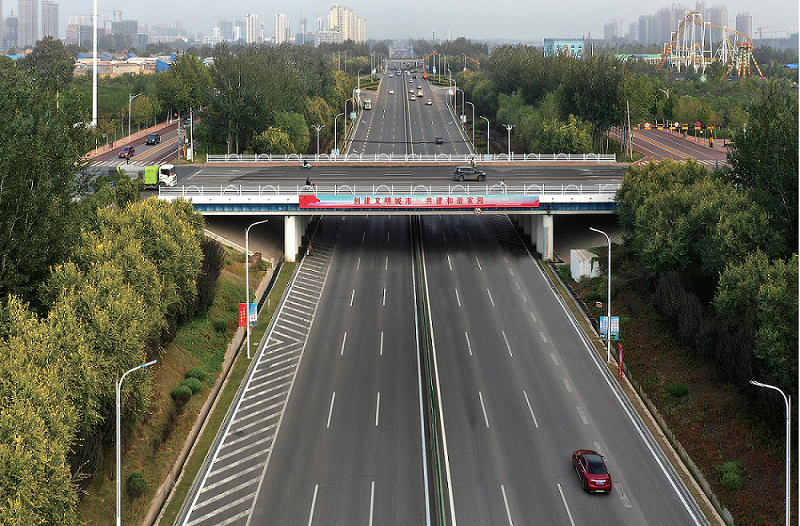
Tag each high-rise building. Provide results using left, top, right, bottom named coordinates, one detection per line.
left=40, top=0, right=57, bottom=39
left=706, top=4, right=727, bottom=42
left=219, top=19, right=233, bottom=41
left=245, top=14, right=258, bottom=44
left=17, top=0, right=38, bottom=48
left=328, top=4, right=366, bottom=43
left=735, top=12, right=752, bottom=40
left=111, top=19, right=137, bottom=36
left=274, top=13, right=289, bottom=43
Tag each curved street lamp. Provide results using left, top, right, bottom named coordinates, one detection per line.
left=128, top=93, right=141, bottom=143
left=480, top=116, right=490, bottom=156
left=117, top=359, right=157, bottom=526
left=334, top=112, right=344, bottom=156
left=503, top=123, right=515, bottom=159
left=589, top=227, right=611, bottom=362
left=245, top=219, right=269, bottom=359
left=312, top=125, right=325, bottom=159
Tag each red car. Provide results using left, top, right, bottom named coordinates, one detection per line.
left=572, top=450, right=613, bottom=493
left=118, top=146, right=135, bottom=159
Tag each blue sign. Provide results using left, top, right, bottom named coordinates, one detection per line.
left=600, top=316, right=620, bottom=339
left=248, top=303, right=258, bottom=327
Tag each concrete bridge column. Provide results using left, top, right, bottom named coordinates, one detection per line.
left=533, top=215, right=542, bottom=253
left=284, top=215, right=300, bottom=262
left=540, top=214, right=554, bottom=261
left=522, top=214, right=532, bottom=238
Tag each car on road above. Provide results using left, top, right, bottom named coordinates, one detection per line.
left=410, top=95, right=416, bottom=101
left=435, top=137, right=443, bottom=144
left=417, top=85, right=421, bottom=89
left=426, top=99, right=432, bottom=105
left=572, top=450, right=613, bottom=493
left=417, top=90, right=424, bottom=96
left=118, top=146, right=135, bottom=159
left=389, top=89, right=394, bottom=94
left=452, top=165, right=486, bottom=181
left=145, top=133, right=160, bottom=145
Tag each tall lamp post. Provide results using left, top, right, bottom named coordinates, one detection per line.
left=465, top=101, right=475, bottom=145
left=462, top=52, right=467, bottom=71
left=749, top=380, right=790, bottom=526
left=357, top=68, right=364, bottom=90
left=503, top=123, right=515, bottom=160
left=480, top=116, right=490, bottom=155
left=334, top=112, right=344, bottom=156
left=312, top=125, right=324, bottom=159
left=128, top=93, right=141, bottom=143
left=245, top=219, right=269, bottom=359
left=589, top=227, right=612, bottom=362
left=116, top=359, right=157, bottom=526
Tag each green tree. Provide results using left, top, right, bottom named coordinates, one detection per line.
left=19, top=37, right=75, bottom=102
left=538, top=115, right=594, bottom=153
left=0, top=67, right=92, bottom=306
left=155, top=51, right=212, bottom=114
left=274, top=111, right=309, bottom=153
left=725, top=84, right=798, bottom=256
left=252, top=127, right=293, bottom=154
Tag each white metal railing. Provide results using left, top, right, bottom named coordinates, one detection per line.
left=205, top=153, right=617, bottom=163
left=159, top=183, right=621, bottom=199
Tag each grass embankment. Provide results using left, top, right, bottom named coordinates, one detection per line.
left=76, top=246, right=294, bottom=526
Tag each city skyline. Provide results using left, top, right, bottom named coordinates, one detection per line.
left=1, top=0, right=797, bottom=47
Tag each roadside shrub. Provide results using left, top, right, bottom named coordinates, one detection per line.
left=171, top=385, right=192, bottom=403
left=161, top=408, right=179, bottom=442
left=186, top=367, right=207, bottom=382
left=715, top=461, right=744, bottom=491
left=126, top=472, right=147, bottom=498
left=666, top=382, right=689, bottom=398
left=213, top=319, right=228, bottom=333
left=181, top=377, right=203, bottom=394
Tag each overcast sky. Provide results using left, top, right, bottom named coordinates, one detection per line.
left=13, top=0, right=798, bottom=44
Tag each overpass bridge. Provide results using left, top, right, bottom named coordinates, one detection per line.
left=158, top=181, right=619, bottom=262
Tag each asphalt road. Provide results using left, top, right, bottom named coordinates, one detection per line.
left=421, top=214, right=707, bottom=525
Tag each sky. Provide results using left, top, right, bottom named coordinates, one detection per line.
left=7, top=0, right=798, bottom=45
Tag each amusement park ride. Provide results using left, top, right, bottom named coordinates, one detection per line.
left=655, top=11, right=765, bottom=78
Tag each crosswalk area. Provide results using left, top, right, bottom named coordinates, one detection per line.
left=178, top=239, right=336, bottom=526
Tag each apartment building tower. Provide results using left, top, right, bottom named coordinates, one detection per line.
left=17, top=0, right=37, bottom=48
left=40, top=0, right=57, bottom=39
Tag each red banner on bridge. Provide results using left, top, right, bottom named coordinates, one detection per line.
left=299, top=194, right=540, bottom=209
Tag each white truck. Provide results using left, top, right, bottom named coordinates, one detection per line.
left=116, top=163, right=177, bottom=189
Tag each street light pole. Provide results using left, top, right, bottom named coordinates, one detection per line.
left=503, top=123, right=515, bottom=160
left=116, top=359, right=157, bottom=526
left=480, top=116, right=490, bottom=156
left=245, top=219, right=269, bottom=360
left=589, top=227, right=612, bottom=362
left=750, top=380, right=791, bottom=526
left=465, top=101, right=475, bottom=146
left=463, top=52, right=467, bottom=71
left=357, top=68, right=364, bottom=90
left=312, top=125, right=324, bottom=159
left=128, top=93, right=141, bottom=143
left=334, top=112, right=344, bottom=156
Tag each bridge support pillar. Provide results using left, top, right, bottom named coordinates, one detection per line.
left=284, top=215, right=302, bottom=262
left=538, top=214, right=554, bottom=261
left=522, top=214, right=532, bottom=237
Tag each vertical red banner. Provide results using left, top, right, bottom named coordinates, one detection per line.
left=239, top=303, right=248, bottom=327
left=617, top=343, right=624, bottom=382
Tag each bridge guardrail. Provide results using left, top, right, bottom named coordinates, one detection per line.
left=206, top=153, right=617, bottom=163
left=159, top=183, right=621, bottom=199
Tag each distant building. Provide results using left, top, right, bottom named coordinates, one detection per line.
left=40, top=0, right=57, bottom=39
left=275, top=13, right=289, bottom=43
left=317, top=28, right=342, bottom=44
left=3, top=16, right=19, bottom=50
left=218, top=19, right=233, bottom=41
left=112, top=19, right=137, bottom=37
left=706, top=4, right=727, bottom=42
left=245, top=14, right=258, bottom=44
left=17, top=0, right=37, bottom=48
left=543, top=38, right=584, bottom=58
left=735, top=12, right=752, bottom=40
left=328, top=4, right=365, bottom=43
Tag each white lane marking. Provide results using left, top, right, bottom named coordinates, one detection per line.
left=369, top=480, right=376, bottom=526
left=501, top=485, right=514, bottom=526
left=387, top=231, right=390, bottom=242
left=382, top=287, right=386, bottom=306
left=475, top=256, right=482, bottom=270
left=467, top=232, right=472, bottom=243
left=362, top=232, right=365, bottom=243
left=443, top=231, right=447, bottom=243
left=340, top=332, right=347, bottom=356
left=375, top=392, right=381, bottom=426
left=551, top=353, right=559, bottom=366
left=465, top=332, right=473, bottom=356
left=350, top=289, right=355, bottom=306
left=380, top=331, right=384, bottom=356
left=357, top=257, right=361, bottom=270
left=487, top=289, right=495, bottom=307
left=529, top=312, right=538, bottom=323
left=617, top=484, right=633, bottom=508
left=523, top=390, right=539, bottom=428
left=563, top=378, right=573, bottom=393
left=515, top=281, right=521, bottom=291
left=577, top=406, right=589, bottom=425
left=447, top=253, right=453, bottom=271
left=478, top=391, right=490, bottom=428
left=557, top=484, right=577, bottom=526
left=455, top=289, right=461, bottom=307
left=307, top=484, right=319, bottom=526
left=508, top=268, right=514, bottom=276
left=326, top=393, right=335, bottom=428
left=502, top=331, right=513, bottom=357
left=540, top=331, right=547, bottom=342
left=385, top=256, right=388, bottom=271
